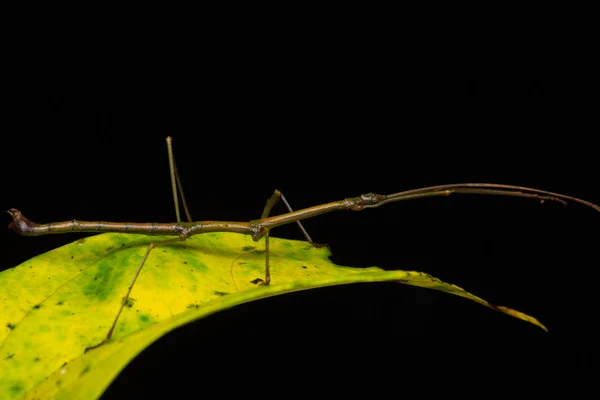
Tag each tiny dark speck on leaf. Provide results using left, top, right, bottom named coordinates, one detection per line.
left=29, top=266, right=32, bottom=268
left=80, top=364, right=91, bottom=376
left=242, top=246, right=255, bottom=251
left=56, top=301, right=64, bottom=306
left=301, top=266, right=307, bottom=269
left=33, top=304, right=41, bottom=310
left=34, top=357, right=41, bottom=362
left=71, top=256, right=74, bottom=259
left=183, top=261, right=188, bottom=264
left=251, top=278, right=264, bottom=285
left=6, top=353, right=15, bottom=360
left=7, top=323, right=16, bottom=330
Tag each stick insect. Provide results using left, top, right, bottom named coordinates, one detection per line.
left=7, top=137, right=600, bottom=350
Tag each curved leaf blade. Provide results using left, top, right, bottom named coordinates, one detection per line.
left=0, top=232, right=545, bottom=399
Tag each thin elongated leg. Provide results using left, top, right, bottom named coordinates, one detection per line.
left=89, top=138, right=191, bottom=350
left=259, top=190, right=318, bottom=285
left=166, top=136, right=193, bottom=223
left=86, top=237, right=182, bottom=351
left=263, top=229, right=271, bottom=285
left=262, top=190, right=314, bottom=243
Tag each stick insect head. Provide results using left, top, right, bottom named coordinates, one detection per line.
left=7, top=209, right=34, bottom=236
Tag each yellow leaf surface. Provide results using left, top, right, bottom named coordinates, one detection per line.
left=0, top=232, right=546, bottom=399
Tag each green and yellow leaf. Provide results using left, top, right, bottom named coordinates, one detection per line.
left=0, top=232, right=545, bottom=399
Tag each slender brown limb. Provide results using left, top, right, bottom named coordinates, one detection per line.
left=280, top=192, right=315, bottom=244
left=86, top=237, right=183, bottom=351
left=263, top=230, right=270, bottom=285
left=259, top=192, right=279, bottom=285
left=9, top=183, right=600, bottom=242
left=260, top=193, right=276, bottom=285
left=261, top=189, right=314, bottom=244
left=174, top=161, right=193, bottom=223
left=166, top=137, right=181, bottom=223
left=167, top=137, right=193, bottom=223
left=91, top=138, right=191, bottom=351
left=260, top=189, right=321, bottom=284
left=261, top=190, right=280, bottom=219
left=260, top=190, right=315, bottom=285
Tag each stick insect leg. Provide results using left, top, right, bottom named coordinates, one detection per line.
left=87, top=237, right=182, bottom=351
left=262, top=190, right=314, bottom=243
left=89, top=138, right=192, bottom=351
left=166, top=136, right=193, bottom=223
left=258, top=190, right=318, bottom=285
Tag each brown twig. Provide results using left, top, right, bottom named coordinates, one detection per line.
left=8, top=183, right=599, bottom=243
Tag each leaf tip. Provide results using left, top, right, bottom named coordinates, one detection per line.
left=494, top=305, right=548, bottom=332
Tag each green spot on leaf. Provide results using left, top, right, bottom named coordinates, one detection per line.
left=9, top=383, right=24, bottom=395
left=0, top=231, right=547, bottom=399
left=138, top=313, right=153, bottom=325
left=80, top=364, right=91, bottom=376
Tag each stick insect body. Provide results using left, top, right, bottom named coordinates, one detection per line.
left=8, top=137, right=600, bottom=350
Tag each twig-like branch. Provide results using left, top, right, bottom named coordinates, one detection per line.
left=8, top=183, right=599, bottom=243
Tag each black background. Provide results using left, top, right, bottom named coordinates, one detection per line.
left=1, top=7, right=598, bottom=398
